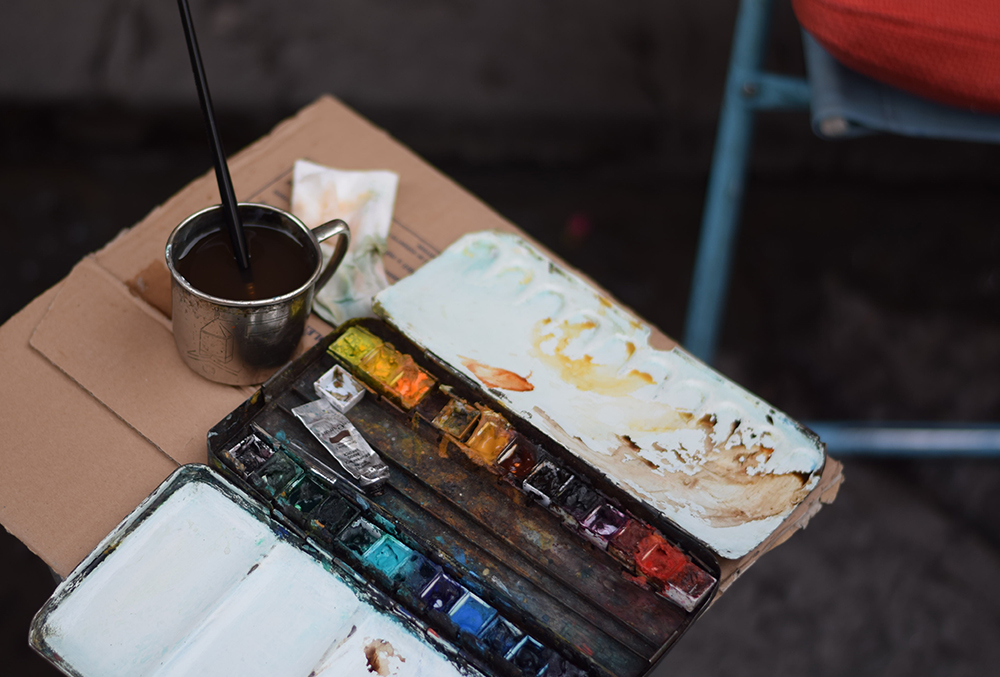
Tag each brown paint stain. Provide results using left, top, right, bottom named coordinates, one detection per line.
left=460, top=357, right=534, bottom=392
left=127, top=259, right=173, bottom=318
left=529, top=319, right=654, bottom=397
left=534, top=406, right=814, bottom=530
left=364, top=639, right=404, bottom=675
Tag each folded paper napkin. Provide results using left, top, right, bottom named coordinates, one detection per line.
left=290, top=159, right=399, bottom=325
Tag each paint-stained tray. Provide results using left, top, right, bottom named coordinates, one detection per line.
left=205, top=318, right=720, bottom=677
left=31, top=230, right=826, bottom=677
left=30, top=465, right=478, bottom=677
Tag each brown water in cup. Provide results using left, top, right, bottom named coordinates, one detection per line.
left=174, top=224, right=313, bottom=301
left=166, top=202, right=349, bottom=385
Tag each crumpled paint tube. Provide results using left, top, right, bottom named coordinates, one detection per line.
left=292, top=399, right=390, bottom=492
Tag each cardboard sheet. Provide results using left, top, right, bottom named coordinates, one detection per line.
left=0, top=95, right=841, bottom=584
left=29, top=258, right=251, bottom=466
left=0, top=288, right=180, bottom=576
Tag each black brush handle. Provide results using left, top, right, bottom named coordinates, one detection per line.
left=177, top=0, right=250, bottom=270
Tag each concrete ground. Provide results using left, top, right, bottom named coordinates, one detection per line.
left=2, top=99, right=999, bottom=675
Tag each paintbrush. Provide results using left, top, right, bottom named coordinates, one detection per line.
left=176, top=0, right=252, bottom=276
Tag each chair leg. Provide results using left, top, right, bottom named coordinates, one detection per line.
left=684, top=0, right=776, bottom=364
left=804, top=421, right=1000, bottom=457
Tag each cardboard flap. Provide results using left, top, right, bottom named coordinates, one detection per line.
left=29, top=258, right=250, bottom=466
left=0, top=286, right=180, bottom=578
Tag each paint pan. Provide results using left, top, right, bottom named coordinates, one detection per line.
left=463, top=409, right=515, bottom=465
left=338, top=516, right=384, bottom=556
left=277, top=473, right=328, bottom=526
left=635, top=534, right=687, bottom=584
left=448, top=591, right=497, bottom=636
left=522, top=461, right=572, bottom=507
left=579, top=503, right=629, bottom=549
left=314, top=364, right=366, bottom=412
left=251, top=451, right=302, bottom=497
left=421, top=573, right=465, bottom=613
left=220, top=433, right=273, bottom=474
left=554, top=477, right=603, bottom=523
left=507, top=636, right=554, bottom=675
left=310, top=495, right=359, bottom=541
left=386, top=355, right=435, bottom=409
left=392, top=553, right=442, bottom=600
left=328, top=325, right=383, bottom=365
left=359, top=343, right=406, bottom=386
left=495, top=435, right=538, bottom=481
left=364, top=535, right=414, bottom=578
left=662, top=562, right=716, bottom=612
left=477, top=616, right=523, bottom=656
left=432, top=397, right=480, bottom=439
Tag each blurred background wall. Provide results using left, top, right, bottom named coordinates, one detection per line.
left=1, top=1, right=999, bottom=676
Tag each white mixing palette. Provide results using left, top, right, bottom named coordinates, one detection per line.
left=375, top=231, right=826, bottom=559
left=30, top=465, right=477, bottom=677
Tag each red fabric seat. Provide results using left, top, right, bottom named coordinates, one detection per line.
left=793, top=0, right=1000, bottom=113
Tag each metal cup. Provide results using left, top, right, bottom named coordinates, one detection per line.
left=165, top=202, right=349, bottom=385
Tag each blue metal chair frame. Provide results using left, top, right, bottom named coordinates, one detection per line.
left=684, top=0, right=1000, bottom=457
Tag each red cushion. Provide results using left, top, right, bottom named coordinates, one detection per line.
left=793, top=0, right=1000, bottom=113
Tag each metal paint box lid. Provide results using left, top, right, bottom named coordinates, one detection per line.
left=29, top=465, right=479, bottom=677
left=374, top=231, right=826, bottom=559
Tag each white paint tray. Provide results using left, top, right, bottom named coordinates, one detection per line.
left=29, top=464, right=478, bottom=677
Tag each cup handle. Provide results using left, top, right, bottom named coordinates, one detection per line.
left=311, top=219, right=351, bottom=290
